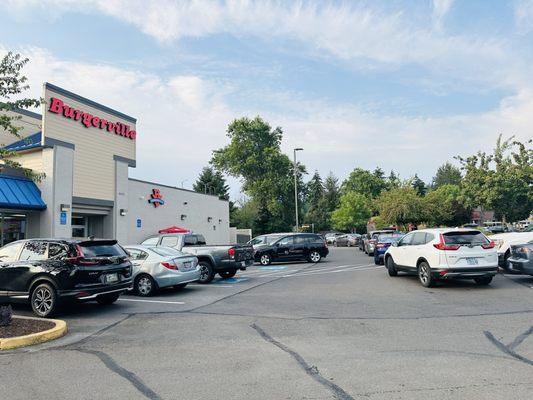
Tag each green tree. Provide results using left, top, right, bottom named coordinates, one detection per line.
left=387, top=170, right=401, bottom=189
left=411, top=174, right=427, bottom=196
left=432, top=162, right=462, bottom=188
left=342, top=167, right=387, bottom=198
left=457, top=135, right=532, bottom=223
left=423, top=184, right=470, bottom=227
left=0, top=52, right=42, bottom=327
left=323, top=172, right=340, bottom=213
left=375, top=186, right=424, bottom=229
left=211, top=116, right=305, bottom=234
left=193, top=166, right=230, bottom=200
left=304, top=172, right=330, bottom=231
left=331, top=191, right=372, bottom=233
left=230, top=199, right=258, bottom=229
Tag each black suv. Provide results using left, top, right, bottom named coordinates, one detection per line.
left=0, top=239, right=132, bottom=317
left=252, top=233, right=329, bottom=265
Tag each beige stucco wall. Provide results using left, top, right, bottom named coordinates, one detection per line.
left=42, top=84, right=136, bottom=201
left=0, top=110, right=41, bottom=147
left=15, top=150, right=44, bottom=172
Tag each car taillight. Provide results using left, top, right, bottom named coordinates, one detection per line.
left=65, top=245, right=99, bottom=266
left=162, top=261, right=177, bottom=270
left=376, top=243, right=385, bottom=249
left=433, top=234, right=460, bottom=251
left=481, top=241, right=495, bottom=249
left=228, top=248, right=235, bottom=259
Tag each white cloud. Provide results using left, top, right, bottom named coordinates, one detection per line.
left=515, top=0, right=533, bottom=34
left=432, top=0, right=453, bottom=31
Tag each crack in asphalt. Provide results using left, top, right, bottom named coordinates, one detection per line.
left=251, top=323, right=358, bottom=400
left=73, top=348, right=163, bottom=400
left=484, top=327, right=533, bottom=366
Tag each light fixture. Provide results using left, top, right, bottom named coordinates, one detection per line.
left=183, top=201, right=188, bottom=205
left=219, top=219, right=222, bottom=224
left=180, top=214, right=187, bottom=220
left=120, top=209, right=127, bottom=216
left=60, top=204, right=70, bottom=212
left=207, top=217, right=212, bottom=222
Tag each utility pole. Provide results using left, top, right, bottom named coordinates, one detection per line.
left=293, top=147, right=303, bottom=232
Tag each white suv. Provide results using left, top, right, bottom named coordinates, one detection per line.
left=384, top=228, right=498, bottom=287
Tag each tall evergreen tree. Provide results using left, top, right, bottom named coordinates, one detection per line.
left=323, top=172, right=340, bottom=213
left=193, top=166, right=230, bottom=200
left=432, top=162, right=462, bottom=188
left=411, top=174, right=427, bottom=196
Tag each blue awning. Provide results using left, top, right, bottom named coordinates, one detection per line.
left=4, top=132, right=42, bottom=152
left=0, top=175, right=46, bottom=211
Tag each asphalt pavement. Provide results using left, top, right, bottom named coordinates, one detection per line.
left=1, top=248, right=533, bottom=399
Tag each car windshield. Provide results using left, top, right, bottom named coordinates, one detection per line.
left=443, top=231, right=489, bottom=245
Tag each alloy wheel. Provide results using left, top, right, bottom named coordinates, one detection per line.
left=33, top=287, right=53, bottom=315
left=138, top=276, right=153, bottom=295
left=200, top=264, right=210, bottom=280
left=310, top=251, right=321, bottom=263
left=260, top=254, right=271, bottom=265
left=419, top=264, right=429, bottom=285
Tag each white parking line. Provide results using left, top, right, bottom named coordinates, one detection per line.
left=119, top=298, right=185, bottom=305
left=285, top=265, right=383, bottom=278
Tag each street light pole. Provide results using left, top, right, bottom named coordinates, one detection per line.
left=293, top=147, right=303, bottom=232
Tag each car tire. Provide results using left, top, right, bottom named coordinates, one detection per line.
left=96, top=293, right=120, bottom=305
left=308, top=250, right=321, bottom=263
left=501, top=251, right=515, bottom=273
left=135, top=274, right=157, bottom=296
left=198, top=261, right=215, bottom=284
left=418, top=261, right=434, bottom=287
left=386, top=256, right=397, bottom=277
left=259, top=253, right=272, bottom=266
left=219, top=270, right=237, bottom=279
left=474, top=276, right=493, bottom=285
left=30, top=282, right=58, bottom=318
left=374, top=255, right=380, bottom=265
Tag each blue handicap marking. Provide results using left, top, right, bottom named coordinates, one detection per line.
left=259, top=266, right=287, bottom=270
left=214, top=278, right=248, bottom=284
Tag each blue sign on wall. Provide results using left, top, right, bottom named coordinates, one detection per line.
left=136, top=218, right=142, bottom=228
left=60, top=212, right=67, bottom=225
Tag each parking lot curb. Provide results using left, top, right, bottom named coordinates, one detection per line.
left=0, top=316, right=67, bottom=350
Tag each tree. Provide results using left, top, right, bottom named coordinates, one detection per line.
left=323, top=172, right=340, bottom=213
left=375, top=186, right=424, bottom=229
left=457, top=135, right=532, bottom=223
left=423, top=184, right=470, bottom=227
left=303, top=172, right=330, bottom=231
left=193, top=166, right=230, bottom=200
left=331, top=191, right=372, bottom=233
left=432, top=162, right=462, bottom=188
left=230, top=198, right=258, bottom=229
left=0, top=52, right=42, bottom=327
left=342, top=167, right=387, bottom=199
left=211, top=116, right=305, bottom=234
left=387, top=170, right=401, bottom=189
left=411, top=174, right=427, bottom=196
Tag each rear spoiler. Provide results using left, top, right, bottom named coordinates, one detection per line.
left=77, top=239, right=118, bottom=247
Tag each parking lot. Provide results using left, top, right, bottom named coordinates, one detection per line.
left=2, top=247, right=533, bottom=399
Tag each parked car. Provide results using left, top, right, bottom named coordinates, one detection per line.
left=248, top=233, right=288, bottom=246
left=141, top=233, right=253, bottom=284
left=384, top=228, right=498, bottom=287
left=490, top=231, right=533, bottom=271
left=335, top=234, right=360, bottom=247
left=324, top=232, right=343, bottom=245
left=364, top=229, right=397, bottom=255
left=124, top=245, right=200, bottom=296
left=0, top=239, right=132, bottom=317
left=507, top=241, right=533, bottom=276
left=373, top=233, right=404, bottom=265
left=253, top=233, right=329, bottom=265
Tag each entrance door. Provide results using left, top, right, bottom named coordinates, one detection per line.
left=71, top=214, right=105, bottom=239
left=0, top=212, right=27, bottom=246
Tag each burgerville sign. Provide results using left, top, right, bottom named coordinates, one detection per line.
left=48, top=97, right=136, bottom=140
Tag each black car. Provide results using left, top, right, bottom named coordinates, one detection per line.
left=253, top=233, right=329, bottom=265
left=0, top=239, right=132, bottom=317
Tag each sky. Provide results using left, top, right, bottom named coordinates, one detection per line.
left=1, top=0, right=533, bottom=200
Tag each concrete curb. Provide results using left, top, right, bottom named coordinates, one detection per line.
left=0, top=316, right=67, bottom=350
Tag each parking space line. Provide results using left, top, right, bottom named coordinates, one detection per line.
left=119, top=298, right=186, bottom=304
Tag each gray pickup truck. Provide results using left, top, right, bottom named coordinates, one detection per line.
left=140, top=233, right=254, bottom=283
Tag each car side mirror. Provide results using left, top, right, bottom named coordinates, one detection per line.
left=392, top=242, right=399, bottom=247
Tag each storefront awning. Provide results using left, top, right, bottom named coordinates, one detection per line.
left=159, top=226, right=190, bottom=234
left=0, top=175, right=46, bottom=210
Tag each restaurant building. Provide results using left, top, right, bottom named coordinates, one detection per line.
left=0, top=83, right=229, bottom=246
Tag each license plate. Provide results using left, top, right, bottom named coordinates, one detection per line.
left=466, top=258, right=478, bottom=265
left=104, top=273, right=118, bottom=283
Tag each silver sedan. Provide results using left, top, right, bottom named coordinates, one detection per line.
left=125, top=245, right=201, bottom=296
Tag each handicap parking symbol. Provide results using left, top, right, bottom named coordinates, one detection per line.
left=214, top=278, right=248, bottom=284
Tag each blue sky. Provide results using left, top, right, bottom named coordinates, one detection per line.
left=1, top=0, right=533, bottom=199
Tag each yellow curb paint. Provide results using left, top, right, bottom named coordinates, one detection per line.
left=0, top=316, right=67, bottom=350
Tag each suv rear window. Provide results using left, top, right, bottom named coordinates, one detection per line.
left=443, top=231, right=489, bottom=245
left=79, top=242, right=126, bottom=257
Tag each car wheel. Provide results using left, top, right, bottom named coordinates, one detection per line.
left=309, top=251, right=321, bottom=263
left=374, top=255, right=380, bottom=265
left=386, top=256, right=397, bottom=276
left=474, top=276, right=493, bottom=285
left=96, top=293, right=120, bottom=305
left=259, top=253, right=272, bottom=266
left=31, top=282, right=58, bottom=318
left=198, top=261, right=215, bottom=284
left=135, top=274, right=157, bottom=296
left=502, top=251, right=514, bottom=273
left=219, top=270, right=237, bottom=279
left=418, top=261, right=434, bottom=287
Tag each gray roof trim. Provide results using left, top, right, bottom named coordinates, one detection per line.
left=128, top=177, right=228, bottom=201
left=12, top=107, right=42, bottom=120
left=113, top=155, right=136, bottom=167
left=45, top=82, right=137, bottom=124
left=44, top=137, right=75, bottom=150
left=72, top=197, right=114, bottom=207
